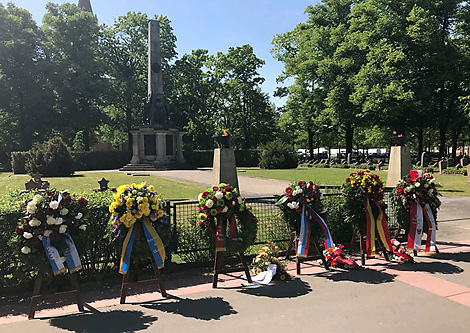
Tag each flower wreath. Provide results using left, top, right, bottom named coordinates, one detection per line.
left=197, top=183, right=258, bottom=254
left=12, top=189, right=87, bottom=275
left=342, top=170, right=386, bottom=232
left=109, top=182, right=169, bottom=274
left=392, top=171, right=440, bottom=231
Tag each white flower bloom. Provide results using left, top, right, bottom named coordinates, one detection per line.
left=60, top=208, right=69, bottom=216
left=29, top=218, right=41, bottom=227
left=43, top=230, right=52, bottom=237
left=75, top=212, right=83, bottom=220
left=59, top=225, right=67, bottom=234
left=23, top=232, right=33, bottom=239
left=46, top=216, right=56, bottom=225
left=38, top=235, right=43, bottom=241
left=21, top=246, right=31, bottom=254
left=55, top=217, right=63, bottom=225
left=205, top=199, right=214, bottom=208
left=49, top=201, right=59, bottom=210
left=237, top=197, right=243, bottom=204
left=26, top=201, right=37, bottom=214
left=33, top=194, right=43, bottom=203
left=79, top=224, right=87, bottom=231
left=222, top=206, right=228, bottom=213
left=215, top=191, right=223, bottom=200
left=197, top=193, right=203, bottom=200
left=415, top=182, right=420, bottom=187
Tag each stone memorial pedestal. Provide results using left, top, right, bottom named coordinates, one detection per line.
left=386, top=146, right=412, bottom=187
left=211, top=135, right=239, bottom=189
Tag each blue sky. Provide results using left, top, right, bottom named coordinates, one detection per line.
left=8, top=0, right=319, bottom=106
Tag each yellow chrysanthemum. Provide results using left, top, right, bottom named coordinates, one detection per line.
left=158, top=210, right=164, bottom=218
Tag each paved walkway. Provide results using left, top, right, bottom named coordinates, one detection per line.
left=1, top=170, right=470, bottom=332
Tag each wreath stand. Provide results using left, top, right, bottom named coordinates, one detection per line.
left=286, top=231, right=329, bottom=274
left=120, top=223, right=167, bottom=304
left=212, top=250, right=252, bottom=288
left=28, top=272, right=84, bottom=319
left=349, top=228, right=391, bottom=266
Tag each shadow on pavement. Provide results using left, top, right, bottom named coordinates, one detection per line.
left=238, top=278, right=312, bottom=298
left=314, top=268, right=396, bottom=284
left=390, top=261, right=464, bottom=274
left=140, top=296, right=237, bottom=320
left=48, top=309, right=156, bottom=332
left=433, top=252, right=470, bottom=263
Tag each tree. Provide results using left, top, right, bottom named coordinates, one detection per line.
left=41, top=2, right=105, bottom=150
left=0, top=3, right=53, bottom=151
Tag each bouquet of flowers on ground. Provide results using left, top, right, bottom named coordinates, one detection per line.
left=12, top=189, right=88, bottom=274
left=252, top=241, right=289, bottom=281
left=323, top=245, right=360, bottom=269
left=109, top=182, right=168, bottom=274
left=197, top=183, right=257, bottom=253
left=392, top=171, right=440, bottom=230
left=389, top=239, right=414, bottom=263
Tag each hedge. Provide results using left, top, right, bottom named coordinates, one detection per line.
left=184, top=149, right=259, bottom=167
left=10, top=151, right=132, bottom=174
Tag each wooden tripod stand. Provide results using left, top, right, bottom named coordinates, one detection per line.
left=286, top=231, right=329, bottom=274
left=212, top=250, right=252, bottom=288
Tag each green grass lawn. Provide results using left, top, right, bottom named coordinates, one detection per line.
left=0, top=171, right=206, bottom=199
left=241, top=167, right=470, bottom=196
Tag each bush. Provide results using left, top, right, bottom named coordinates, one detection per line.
left=11, top=151, right=30, bottom=174
left=73, top=151, right=132, bottom=171
left=442, top=167, right=466, bottom=175
left=331, top=164, right=350, bottom=169
left=25, top=137, right=74, bottom=176
left=258, top=141, right=298, bottom=169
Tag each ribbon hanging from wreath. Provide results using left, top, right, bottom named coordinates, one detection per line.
left=13, top=189, right=88, bottom=276
left=198, top=183, right=258, bottom=253
left=109, top=182, right=167, bottom=274
left=343, top=171, right=393, bottom=258
left=393, top=170, right=440, bottom=254
left=277, top=180, right=334, bottom=257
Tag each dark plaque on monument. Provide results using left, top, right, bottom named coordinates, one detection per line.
left=144, top=135, right=156, bottom=156
left=165, top=135, right=173, bottom=156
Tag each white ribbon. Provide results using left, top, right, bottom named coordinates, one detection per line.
left=242, top=264, right=277, bottom=286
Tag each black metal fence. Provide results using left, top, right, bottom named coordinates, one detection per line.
left=167, top=187, right=398, bottom=256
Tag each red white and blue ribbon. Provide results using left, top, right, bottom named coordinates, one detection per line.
left=297, top=204, right=335, bottom=257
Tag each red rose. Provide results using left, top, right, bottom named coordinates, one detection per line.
left=198, top=221, right=205, bottom=227
left=298, top=181, right=305, bottom=187
left=78, top=197, right=88, bottom=208
left=288, top=195, right=294, bottom=201
left=212, top=186, right=219, bottom=191
left=15, top=226, right=23, bottom=235
left=49, top=232, right=61, bottom=243
left=285, top=188, right=292, bottom=195
left=202, top=191, right=209, bottom=198
left=212, top=196, right=218, bottom=202
left=29, top=237, right=41, bottom=246
left=346, top=177, right=350, bottom=182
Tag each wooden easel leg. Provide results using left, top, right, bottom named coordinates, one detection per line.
left=120, top=272, right=130, bottom=304
left=28, top=274, right=42, bottom=319
left=349, top=228, right=357, bottom=256
left=286, top=231, right=296, bottom=260
left=212, top=251, right=224, bottom=288
left=151, top=257, right=167, bottom=298
left=69, top=273, right=84, bottom=311
left=358, top=231, right=365, bottom=266
left=313, top=241, right=328, bottom=269
left=238, top=251, right=252, bottom=283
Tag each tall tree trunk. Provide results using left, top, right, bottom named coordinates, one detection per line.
left=345, top=123, right=354, bottom=156
left=83, top=128, right=90, bottom=151
left=417, top=126, right=424, bottom=158
left=308, top=131, right=314, bottom=160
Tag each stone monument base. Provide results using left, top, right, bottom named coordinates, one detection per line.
left=386, top=146, right=412, bottom=187
left=212, top=148, right=239, bottom=189
left=120, top=126, right=189, bottom=171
